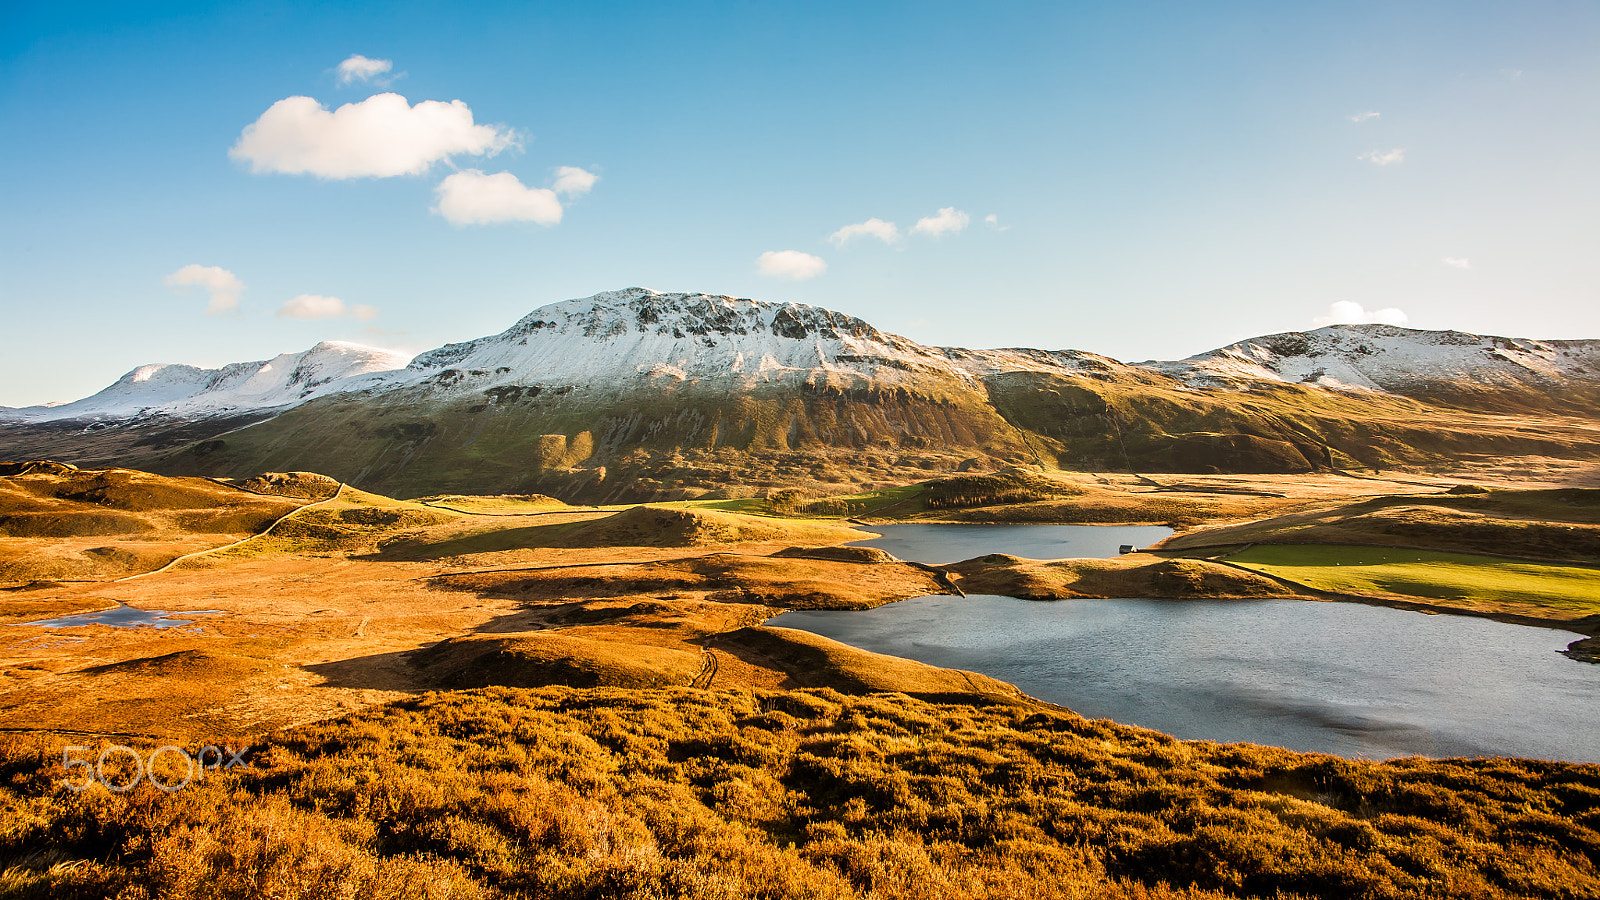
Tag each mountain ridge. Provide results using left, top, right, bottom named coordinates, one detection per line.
left=11, top=288, right=1598, bottom=424
left=4, top=288, right=1599, bottom=501
left=1, top=340, right=410, bottom=423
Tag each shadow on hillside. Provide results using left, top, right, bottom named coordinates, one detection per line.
left=363, top=521, right=581, bottom=561
left=303, top=649, right=430, bottom=693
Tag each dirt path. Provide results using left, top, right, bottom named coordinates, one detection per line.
left=115, top=484, right=346, bottom=583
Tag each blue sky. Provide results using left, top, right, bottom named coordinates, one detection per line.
left=2, top=1, right=1597, bottom=407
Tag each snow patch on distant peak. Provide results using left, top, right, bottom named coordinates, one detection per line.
left=6, top=341, right=411, bottom=423
left=1147, top=324, right=1600, bottom=394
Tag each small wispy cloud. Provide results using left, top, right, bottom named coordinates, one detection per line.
left=164, top=264, right=244, bottom=314
left=276, top=294, right=377, bottom=321
left=1313, top=300, right=1409, bottom=328
left=983, top=214, right=1008, bottom=232
left=432, top=170, right=564, bottom=226
left=336, top=54, right=393, bottom=86
left=756, top=250, right=827, bottom=280
left=911, top=207, right=970, bottom=238
left=828, top=218, right=899, bottom=247
left=1442, top=257, right=1471, bottom=270
left=1348, top=111, right=1380, bottom=123
left=551, top=166, right=598, bottom=198
left=432, top=168, right=596, bottom=227
left=1358, top=148, right=1406, bottom=166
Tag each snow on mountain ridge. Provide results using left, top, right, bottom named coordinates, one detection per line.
left=395, top=288, right=1120, bottom=396
left=4, top=340, right=411, bottom=423
left=397, top=288, right=1012, bottom=395
left=1145, top=324, right=1600, bottom=393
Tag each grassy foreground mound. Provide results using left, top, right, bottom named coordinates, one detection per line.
left=2, top=687, right=1596, bottom=899
left=204, top=485, right=460, bottom=557
left=945, top=554, right=1295, bottom=600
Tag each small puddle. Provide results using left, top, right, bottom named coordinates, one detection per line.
left=10, top=603, right=224, bottom=629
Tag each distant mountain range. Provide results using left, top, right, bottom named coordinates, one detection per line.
left=5, top=288, right=1598, bottom=501
left=2, top=341, right=409, bottom=424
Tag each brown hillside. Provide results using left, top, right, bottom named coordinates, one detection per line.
left=0, top=464, right=304, bottom=580
left=1162, top=488, right=1600, bottom=561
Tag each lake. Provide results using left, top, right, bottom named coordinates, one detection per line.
left=847, top=523, right=1175, bottom=563
left=770, top=594, right=1600, bottom=762
left=11, top=604, right=223, bottom=629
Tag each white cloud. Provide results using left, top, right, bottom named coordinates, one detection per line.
left=756, top=250, right=827, bottom=280
left=1313, top=300, right=1409, bottom=328
left=1348, top=111, right=1380, bottom=123
left=163, top=264, right=244, bottom=314
left=551, top=166, right=598, bottom=198
left=274, top=295, right=379, bottom=321
left=336, top=54, right=392, bottom=86
left=433, top=169, right=563, bottom=226
left=911, top=206, right=970, bottom=238
left=828, top=218, right=899, bottom=247
left=983, top=213, right=1009, bottom=231
left=1442, top=257, right=1471, bottom=270
left=278, top=294, right=349, bottom=319
left=1358, top=148, right=1405, bottom=166
left=230, top=93, right=515, bottom=179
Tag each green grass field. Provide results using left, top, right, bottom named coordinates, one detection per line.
left=1225, top=544, right=1600, bottom=615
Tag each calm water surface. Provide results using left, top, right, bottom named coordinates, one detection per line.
left=848, top=523, right=1174, bottom=563
left=770, top=594, right=1600, bottom=762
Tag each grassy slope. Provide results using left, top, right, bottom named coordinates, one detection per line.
left=202, top=485, right=461, bottom=558
left=983, top=369, right=1600, bottom=475
left=2, top=687, right=1596, bottom=900
left=0, top=466, right=304, bottom=581
left=1223, top=544, right=1600, bottom=619
left=374, top=505, right=861, bottom=560
left=945, top=554, right=1296, bottom=600
left=35, top=352, right=1574, bottom=505
left=150, top=376, right=1037, bottom=502
left=1162, top=489, right=1600, bottom=562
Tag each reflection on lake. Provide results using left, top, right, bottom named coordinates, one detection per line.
left=847, top=523, right=1174, bottom=563
left=12, top=604, right=223, bottom=629
left=770, top=594, right=1600, bottom=762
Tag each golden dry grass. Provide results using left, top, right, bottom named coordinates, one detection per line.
left=943, top=554, right=1298, bottom=600
left=0, top=687, right=1595, bottom=899
left=1161, top=488, right=1600, bottom=562
left=0, top=466, right=304, bottom=581
left=376, top=505, right=862, bottom=561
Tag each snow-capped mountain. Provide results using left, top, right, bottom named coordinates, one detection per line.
left=382, top=287, right=1101, bottom=397
left=1149, top=325, right=1600, bottom=395
left=3, top=341, right=410, bottom=423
